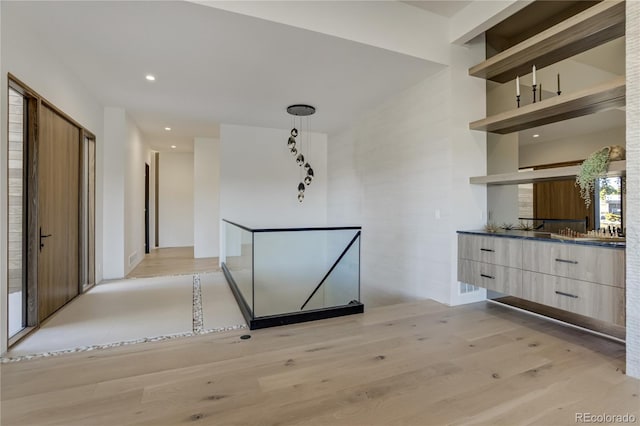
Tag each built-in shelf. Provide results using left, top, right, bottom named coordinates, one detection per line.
left=468, top=0, right=625, bottom=83
left=469, top=160, right=626, bottom=186
left=469, top=76, right=625, bottom=134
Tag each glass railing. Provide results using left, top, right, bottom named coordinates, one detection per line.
left=221, top=220, right=362, bottom=329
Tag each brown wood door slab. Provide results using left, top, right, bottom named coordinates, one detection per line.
left=38, top=104, right=80, bottom=321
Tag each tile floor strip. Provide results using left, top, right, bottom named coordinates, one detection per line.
left=192, top=273, right=204, bottom=334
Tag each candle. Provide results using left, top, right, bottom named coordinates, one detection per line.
left=532, top=65, right=536, bottom=86
left=557, top=73, right=560, bottom=92
left=516, top=76, right=520, bottom=96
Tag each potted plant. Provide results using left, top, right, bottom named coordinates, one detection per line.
left=576, top=145, right=625, bottom=207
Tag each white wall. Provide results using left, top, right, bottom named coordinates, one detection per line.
left=625, top=0, right=640, bottom=379
left=103, top=108, right=126, bottom=279
left=327, top=38, right=487, bottom=308
left=103, top=109, right=152, bottom=278
left=219, top=124, right=328, bottom=229
left=1, top=2, right=105, bottom=353
left=159, top=152, right=194, bottom=248
left=194, top=138, right=220, bottom=258
left=124, top=117, right=152, bottom=274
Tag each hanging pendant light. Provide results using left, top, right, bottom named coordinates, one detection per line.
left=287, top=104, right=316, bottom=202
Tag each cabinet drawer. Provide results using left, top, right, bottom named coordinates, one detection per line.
left=522, top=271, right=625, bottom=325
left=522, top=241, right=625, bottom=287
left=458, top=235, right=523, bottom=268
left=458, top=259, right=522, bottom=297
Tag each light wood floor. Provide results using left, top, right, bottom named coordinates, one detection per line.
left=1, top=300, right=638, bottom=426
left=127, top=247, right=220, bottom=279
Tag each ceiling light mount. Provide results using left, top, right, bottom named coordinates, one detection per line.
left=287, top=104, right=316, bottom=117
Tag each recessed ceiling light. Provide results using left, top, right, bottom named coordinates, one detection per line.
left=145, top=74, right=156, bottom=81
left=164, top=127, right=171, bottom=131
left=170, top=145, right=177, bottom=149
left=533, top=134, right=540, bottom=138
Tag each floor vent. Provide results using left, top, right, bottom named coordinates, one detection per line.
left=128, top=251, right=137, bottom=266
left=459, top=282, right=480, bottom=294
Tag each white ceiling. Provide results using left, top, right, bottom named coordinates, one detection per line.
left=519, top=108, right=625, bottom=146
left=402, top=0, right=472, bottom=17
left=6, top=1, right=444, bottom=152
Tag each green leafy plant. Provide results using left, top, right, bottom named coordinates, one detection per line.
left=576, top=147, right=612, bottom=208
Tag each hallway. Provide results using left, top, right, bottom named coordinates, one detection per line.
left=126, top=247, right=220, bottom=278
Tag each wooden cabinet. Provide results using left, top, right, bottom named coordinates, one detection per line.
left=458, top=259, right=522, bottom=297
left=522, top=271, right=625, bottom=325
left=458, top=234, right=523, bottom=268
left=457, top=233, right=625, bottom=326
left=523, top=240, right=625, bottom=287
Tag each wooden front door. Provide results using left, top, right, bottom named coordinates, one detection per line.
left=38, top=103, right=80, bottom=321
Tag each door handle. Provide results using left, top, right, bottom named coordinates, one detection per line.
left=39, top=227, right=52, bottom=252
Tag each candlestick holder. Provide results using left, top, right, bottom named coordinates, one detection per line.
left=516, top=95, right=520, bottom=108
left=539, top=84, right=542, bottom=102
left=532, top=84, right=537, bottom=104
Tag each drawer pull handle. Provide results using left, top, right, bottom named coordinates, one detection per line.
left=480, top=248, right=495, bottom=253
left=555, top=290, right=579, bottom=299
left=480, top=274, right=495, bottom=280
left=555, top=258, right=578, bottom=265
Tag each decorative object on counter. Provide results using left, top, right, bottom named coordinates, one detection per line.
left=501, top=222, right=515, bottom=230
left=576, top=145, right=626, bottom=207
left=286, top=104, right=316, bottom=203
left=484, top=222, right=500, bottom=233
left=516, top=76, right=520, bottom=108
left=556, top=73, right=561, bottom=96
left=517, top=220, right=534, bottom=231
left=551, top=227, right=625, bottom=242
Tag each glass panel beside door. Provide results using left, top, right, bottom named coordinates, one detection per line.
left=8, top=86, right=27, bottom=338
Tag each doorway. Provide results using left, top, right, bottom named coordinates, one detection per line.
left=7, top=75, right=95, bottom=347
left=37, top=103, right=80, bottom=321
left=145, top=163, right=150, bottom=254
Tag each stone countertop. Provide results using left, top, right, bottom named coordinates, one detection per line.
left=457, top=229, right=626, bottom=249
